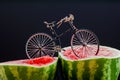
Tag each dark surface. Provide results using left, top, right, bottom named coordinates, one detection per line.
left=0, top=1, right=120, bottom=80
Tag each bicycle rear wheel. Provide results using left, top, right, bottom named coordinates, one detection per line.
left=71, top=29, right=99, bottom=58
left=26, top=33, right=56, bottom=59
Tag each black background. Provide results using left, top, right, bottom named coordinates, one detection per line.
left=0, top=1, right=120, bottom=80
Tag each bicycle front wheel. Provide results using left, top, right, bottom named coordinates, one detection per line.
left=26, top=33, right=56, bottom=59
left=71, top=29, right=99, bottom=58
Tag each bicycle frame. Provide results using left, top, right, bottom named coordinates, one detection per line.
left=44, top=14, right=78, bottom=51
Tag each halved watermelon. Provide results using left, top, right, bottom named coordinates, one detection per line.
left=0, top=56, right=58, bottom=80
left=59, top=46, right=120, bottom=80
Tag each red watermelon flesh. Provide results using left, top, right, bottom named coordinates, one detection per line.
left=23, top=55, right=55, bottom=66
left=63, top=46, right=115, bottom=60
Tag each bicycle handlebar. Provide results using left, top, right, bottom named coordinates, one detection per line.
left=44, top=14, right=74, bottom=29
left=57, top=14, right=74, bottom=28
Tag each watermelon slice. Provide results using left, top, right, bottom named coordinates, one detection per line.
left=0, top=56, right=58, bottom=80
left=59, top=46, right=120, bottom=80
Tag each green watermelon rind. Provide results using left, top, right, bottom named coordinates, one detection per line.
left=59, top=46, right=120, bottom=80
left=0, top=57, right=58, bottom=80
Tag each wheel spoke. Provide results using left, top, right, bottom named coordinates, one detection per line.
left=28, top=49, right=39, bottom=58
left=72, top=37, right=82, bottom=45
left=42, top=36, right=50, bottom=46
left=86, top=33, right=93, bottom=42
left=27, top=44, right=39, bottom=49
left=86, top=46, right=94, bottom=55
left=43, top=48, right=55, bottom=52
left=40, top=50, right=48, bottom=56
left=87, top=45, right=97, bottom=52
left=32, top=36, right=40, bottom=46
left=87, top=38, right=97, bottom=44
left=32, top=50, right=40, bottom=58
left=43, top=41, right=55, bottom=47
left=43, top=49, right=55, bottom=55
left=29, top=39, right=39, bottom=48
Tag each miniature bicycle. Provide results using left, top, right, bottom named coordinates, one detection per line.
left=26, top=14, right=99, bottom=58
